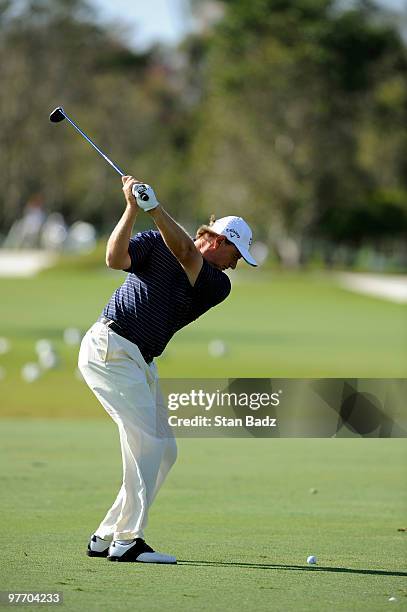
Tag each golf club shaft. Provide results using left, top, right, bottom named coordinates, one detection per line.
left=62, top=111, right=125, bottom=177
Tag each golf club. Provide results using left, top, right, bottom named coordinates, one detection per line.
left=49, top=106, right=125, bottom=177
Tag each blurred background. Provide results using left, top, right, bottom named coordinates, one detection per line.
left=0, top=0, right=406, bottom=417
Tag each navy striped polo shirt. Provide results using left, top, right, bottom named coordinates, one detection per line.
left=102, top=230, right=231, bottom=363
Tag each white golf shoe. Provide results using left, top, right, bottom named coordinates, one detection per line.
left=107, top=538, right=176, bottom=564
left=87, top=534, right=111, bottom=557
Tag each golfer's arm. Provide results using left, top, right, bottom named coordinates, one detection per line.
left=106, top=205, right=138, bottom=269
left=149, top=206, right=203, bottom=285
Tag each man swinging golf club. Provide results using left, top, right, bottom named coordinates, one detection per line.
left=78, top=176, right=257, bottom=564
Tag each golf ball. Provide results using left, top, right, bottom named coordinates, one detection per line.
left=63, top=327, right=82, bottom=345
left=21, top=363, right=41, bottom=383
left=208, top=339, right=227, bottom=358
left=307, top=555, right=317, bottom=565
left=38, top=350, right=59, bottom=370
left=0, top=337, right=10, bottom=354
left=35, top=339, right=53, bottom=355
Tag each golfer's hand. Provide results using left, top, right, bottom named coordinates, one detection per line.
left=131, top=183, right=160, bottom=212
left=122, top=176, right=139, bottom=210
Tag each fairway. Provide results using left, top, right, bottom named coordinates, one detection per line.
left=1, top=265, right=406, bottom=611
left=0, top=267, right=406, bottom=418
left=0, top=421, right=405, bottom=611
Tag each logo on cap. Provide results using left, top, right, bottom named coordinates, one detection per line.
left=226, top=228, right=241, bottom=239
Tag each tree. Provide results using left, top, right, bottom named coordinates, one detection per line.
left=184, top=0, right=407, bottom=262
left=0, top=0, right=188, bottom=232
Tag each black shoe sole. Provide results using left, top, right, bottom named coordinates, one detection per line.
left=106, top=538, right=177, bottom=564
left=87, top=548, right=109, bottom=558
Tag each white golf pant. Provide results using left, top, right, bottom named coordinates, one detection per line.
left=78, top=321, right=177, bottom=541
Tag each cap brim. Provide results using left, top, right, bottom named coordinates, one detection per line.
left=237, top=246, right=257, bottom=267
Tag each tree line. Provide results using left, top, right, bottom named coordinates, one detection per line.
left=0, top=0, right=406, bottom=265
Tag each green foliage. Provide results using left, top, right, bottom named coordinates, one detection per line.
left=184, top=0, right=407, bottom=262
left=0, top=0, right=406, bottom=263
left=317, top=188, right=407, bottom=242
left=0, top=0, right=192, bottom=231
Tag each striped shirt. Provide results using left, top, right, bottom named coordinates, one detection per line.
left=102, top=230, right=231, bottom=363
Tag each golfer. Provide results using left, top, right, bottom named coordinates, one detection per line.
left=79, top=176, right=257, bottom=564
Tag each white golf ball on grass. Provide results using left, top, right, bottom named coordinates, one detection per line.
left=307, top=555, right=317, bottom=565
left=21, top=363, right=41, bottom=383
left=0, top=337, right=10, bottom=354
left=38, top=350, right=59, bottom=370
left=208, top=339, right=227, bottom=358
left=63, top=327, right=82, bottom=345
left=35, top=339, right=54, bottom=355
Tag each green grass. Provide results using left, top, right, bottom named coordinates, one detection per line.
left=0, top=421, right=405, bottom=611
left=1, top=262, right=405, bottom=610
left=0, top=267, right=406, bottom=417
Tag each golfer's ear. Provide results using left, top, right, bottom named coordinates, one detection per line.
left=214, top=235, right=225, bottom=249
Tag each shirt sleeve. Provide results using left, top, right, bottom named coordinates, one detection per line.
left=124, top=230, right=158, bottom=273
left=193, top=259, right=231, bottom=308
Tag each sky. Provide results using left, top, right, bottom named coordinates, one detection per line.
left=88, top=0, right=407, bottom=50
left=88, top=0, right=192, bottom=50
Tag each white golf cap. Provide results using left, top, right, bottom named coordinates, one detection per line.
left=210, top=216, right=257, bottom=266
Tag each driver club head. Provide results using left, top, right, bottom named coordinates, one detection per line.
left=49, top=106, right=66, bottom=123
left=48, top=105, right=126, bottom=176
